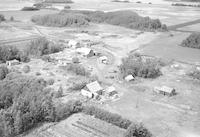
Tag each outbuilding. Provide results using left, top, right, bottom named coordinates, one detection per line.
left=99, top=56, right=108, bottom=64
left=86, top=81, right=103, bottom=94
left=76, top=47, right=95, bottom=57
left=106, top=86, right=118, bottom=96
left=81, top=89, right=93, bottom=98
left=125, top=75, right=135, bottom=82
left=6, top=59, right=20, bottom=66
left=154, top=86, right=176, bottom=96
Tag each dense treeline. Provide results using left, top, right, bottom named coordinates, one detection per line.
left=0, top=45, right=30, bottom=63
left=180, top=33, right=200, bottom=49
left=31, top=13, right=89, bottom=27
left=61, top=10, right=167, bottom=31
left=120, top=53, right=162, bottom=78
left=31, top=10, right=167, bottom=31
left=0, top=14, right=5, bottom=22
left=44, top=0, right=73, bottom=3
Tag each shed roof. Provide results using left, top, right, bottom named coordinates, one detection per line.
left=76, top=47, right=92, bottom=55
left=125, top=75, right=134, bottom=81
left=86, top=81, right=103, bottom=93
left=106, top=86, right=116, bottom=93
left=158, top=86, right=175, bottom=93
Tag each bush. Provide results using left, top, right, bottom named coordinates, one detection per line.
left=22, top=65, right=30, bottom=73
left=26, top=37, right=63, bottom=57
left=0, top=14, right=5, bottom=22
left=55, top=100, right=82, bottom=121
left=54, top=86, right=63, bottom=98
left=180, top=33, right=200, bottom=49
left=65, top=64, right=90, bottom=76
left=82, top=105, right=132, bottom=129
left=124, top=123, right=152, bottom=137
left=10, top=16, right=14, bottom=21
left=72, top=57, right=79, bottom=63
left=35, top=72, right=41, bottom=76
left=119, top=54, right=162, bottom=78
left=0, top=65, right=9, bottom=80
left=47, top=78, right=55, bottom=85
left=21, top=7, right=39, bottom=11
left=31, top=13, right=89, bottom=27
left=188, top=68, right=200, bottom=80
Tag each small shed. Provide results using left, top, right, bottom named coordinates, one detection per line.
left=6, top=59, right=20, bottom=66
left=76, top=47, right=95, bottom=57
left=86, top=81, right=103, bottom=94
left=99, top=56, right=108, bottom=64
left=106, top=86, right=117, bottom=96
left=154, top=86, right=176, bottom=96
left=81, top=89, right=93, bottom=98
left=125, top=75, right=135, bottom=82
left=68, top=40, right=80, bottom=48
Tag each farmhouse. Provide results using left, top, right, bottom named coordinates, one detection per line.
left=86, top=81, right=103, bottom=95
left=76, top=47, right=95, bottom=57
left=81, top=89, right=93, bottom=98
left=154, top=86, right=176, bottom=96
left=125, top=75, right=135, bottom=82
left=6, top=59, right=20, bottom=66
left=99, top=56, right=108, bottom=64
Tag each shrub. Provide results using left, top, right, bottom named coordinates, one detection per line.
left=119, top=54, right=162, bottom=78
left=10, top=16, right=14, bottom=21
left=31, top=13, right=89, bottom=27
left=72, top=57, right=79, bottom=63
left=124, top=123, right=152, bottom=137
left=22, top=65, right=30, bottom=73
left=0, top=14, right=5, bottom=22
left=21, top=7, right=39, bottom=11
left=187, top=68, right=200, bottom=80
left=0, top=65, right=9, bottom=80
left=35, top=72, right=41, bottom=76
left=47, top=78, right=55, bottom=85
left=65, top=64, right=90, bottom=76
left=55, top=100, right=82, bottom=121
left=26, top=37, right=63, bottom=57
left=54, top=86, right=63, bottom=98
left=82, top=105, right=132, bottom=129
left=180, top=33, right=200, bottom=49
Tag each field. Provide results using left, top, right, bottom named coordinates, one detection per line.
left=25, top=113, right=126, bottom=137
left=1, top=0, right=200, bottom=137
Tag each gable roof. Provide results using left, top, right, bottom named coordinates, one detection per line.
left=86, top=81, right=103, bottom=93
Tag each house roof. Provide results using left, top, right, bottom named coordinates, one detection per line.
left=86, top=81, right=103, bottom=93
left=106, top=86, right=116, bottom=93
left=158, top=86, right=175, bottom=93
left=125, top=75, right=134, bottom=81
left=76, top=47, right=92, bottom=55
left=99, top=56, right=108, bottom=61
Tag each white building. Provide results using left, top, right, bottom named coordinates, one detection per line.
left=76, top=47, right=95, bottom=57
left=154, top=86, right=176, bottom=96
left=125, top=75, right=135, bottom=82
left=86, top=81, right=103, bottom=94
left=99, top=56, right=108, bottom=64
left=6, top=59, right=20, bottom=66
left=81, top=89, right=93, bottom=98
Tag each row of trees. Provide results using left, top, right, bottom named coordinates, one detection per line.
left=60, top=10, right=167, bottom=31
left=120, top=53, right=162, bottom=78
left=31, top=13, right=89, bottom=27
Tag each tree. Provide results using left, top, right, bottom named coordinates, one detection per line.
left=124, top=123, right=152, bottom=137
left=0, top=14, right=5, bottom=22
left=55, top=86, right=63, bottom=98
left=0, top=65, right=9, bottom=80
